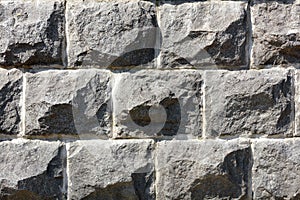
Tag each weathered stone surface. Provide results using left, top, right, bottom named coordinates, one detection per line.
left=67, top=139, right=155, bottom=200
left=204, top=69, right=293, bottom=138
left=0, top=0, right=65, bottom=67
left=66, top=0, right=159, bottom=68
left=251, top=1, right=300, bottom=68
left=113, top=70, right=202, bottom=139
left=159, top=1, right=248, bottom=69
left=25, top=70, right=111, bottom=137
left=0, top=139, right=64, bottom=199
left=156, top=139, right=252, bottom=200
left=295, top=70, right=300, bottom=136
left=252, top=139, right=300, bottom=199
left=0, top=68, right=22, bottom=135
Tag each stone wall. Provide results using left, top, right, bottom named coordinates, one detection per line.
left=0, top=0, right=299, bottom=199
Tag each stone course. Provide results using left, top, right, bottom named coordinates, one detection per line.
left=0, top=0, right=299, bottom=199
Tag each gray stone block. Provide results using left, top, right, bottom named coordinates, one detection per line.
left=156, top=139, right=252, bottom=200
left=66, top=0, right=159, bottom=68
left=0, top=139, right=65, bottom=199
left=252, top=139, right=300, bottom=199
left=113, top=70, right=202, bottom=139
left=25, top=69, right=112, bottom=137
left=0, top=68, right=22, bottom=135
left=67, top=139, right=155, bottom=200
left=251, top=1, right=300, bottom=68
left=159, top=1, right=249, bottom=69
left=0, top=0, right=65, bottom=67
left=204, top=69, right=294, bottom=138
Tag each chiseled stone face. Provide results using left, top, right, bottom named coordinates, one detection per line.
left=66, top=0, right=159, bottom=68
left=0, top=68, right=22, bottom=135
left=251, top=0, right=300, bottom=68
left=0, top=139, right=64, bottom=199
left=67, top=139, right=155, bottom=200
left=113, top=70, right=202, bottom=139
left=156, top=139, right=252, bottom=200
left=252, top=139, right=300, bottom=199
left=159, top=1, right=249, bottom=69
left=0, top=0, right=65, bottom=67
left=204, top=69, right=294, bottom=138
left=25, top=69, right=112, bottom=137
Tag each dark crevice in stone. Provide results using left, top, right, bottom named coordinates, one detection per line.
left=130, top=104, right=152, bottom=127
left=96, top=103, right=110, bottom=128
left=37, top=104, right=77, bottom=135
left=128, top=96, right=181, bottom=136
left=132, top=172, right=155, bottom=200
left=158, top=97, right=181, bottom=136
left=262, top=34, right=300, bottom=66
left=82, top=182, right=138, bottom=200
left=204, top=11, right=247, bottom=68
left=160, top=51, right=193, bottom=68
left=189, top=148, right=252, bottom=200
left=1, top=146, right=65, bottom=200
left=109, top=48, right=159, bottom=68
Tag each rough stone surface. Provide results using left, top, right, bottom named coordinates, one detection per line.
left=252, top=139, right=300, bottom=199
left=0, top=0, right=65, bottom=67
left=0, top=68, right=22, bottom=135
left=159, top=1, right=248, bottom=69
left=66, top=0, right=159, bottom=68
left=113, top=70, right=202, bottom=139
left=67, top=139, right=155, bottom=200
left=156, top=139, right=252, bottom=200
left=204, top=69, right=294, bottom=138
left=25, top=70, right=111, bottom=137
left=0, top=139, right=64, bottom=199
left=295, top=70, right=300, bottom=136
left=251, top=1, right=300, bottom=68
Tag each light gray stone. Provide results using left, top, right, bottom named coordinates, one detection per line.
left=295, top=70, right=300, bottom=136
left=156, top=139, right=252, bottom=200
left=113, top=70, right=202, bottom=139
left=66, top=0, right=159, bottom=68
left=251, top=1, right=300, bottom=68
left=25, top=69, right=112, bottom=137
left=159, top=1, right=249, bottom=69
left=252, top=139, right=300, bottom=199
left=0, top=139, right=64, bottom=199
left=67, top=139, right=155, bottom=200
left=0, top=68, right=22, bottom=135
left=0, top=0, right=65, bottom=67
left=204, top=69, right=294, bottom=138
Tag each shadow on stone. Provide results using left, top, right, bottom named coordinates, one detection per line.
left=190, top=148, right=252, bottom=199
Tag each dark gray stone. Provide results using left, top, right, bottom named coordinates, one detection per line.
left=251, top=1, right=300, bottom=68
left=156, top=139, right=252, bottom=200
left=159, top=1, right=249, bottom=69
left=67, top=139, right=155, bottom=200
left=252, top=139, right=300, bottom=199
left=113, top=70, right=203, bottom=139
left=0, top=139, right=65, bottom=199
left=0, top=0, right=65, bottom=67
left=66, top=0, right=159, bottom=68
left=25, top=69, right=112, bottom=137
left=0, top=68, right=22, bottom=135
left=204, top=69, right=294, bottom=138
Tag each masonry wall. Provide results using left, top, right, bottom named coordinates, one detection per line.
left=0, top=0, right=299, bottom=199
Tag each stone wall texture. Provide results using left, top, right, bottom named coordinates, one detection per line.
left=0, top=0, right=299, bottom=199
